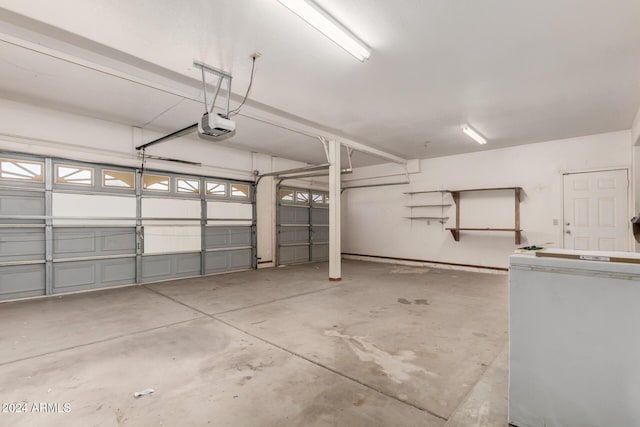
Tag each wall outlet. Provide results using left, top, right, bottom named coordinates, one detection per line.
left=553, top=219, right=559, bottom=226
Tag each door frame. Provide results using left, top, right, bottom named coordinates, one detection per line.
left=561, top=167, right=632, bottom=251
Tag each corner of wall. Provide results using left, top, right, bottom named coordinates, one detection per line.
left=632, top=105, right=640, bottom=146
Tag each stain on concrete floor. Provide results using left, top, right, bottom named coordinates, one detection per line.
left=397, top=298, right=430, bottom=305
left=325, top=329, right=438, bottom=384
left=391, top=266, right=430, bottom=274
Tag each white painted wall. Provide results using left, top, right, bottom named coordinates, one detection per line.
left=343, top=130, right=633, bottom=269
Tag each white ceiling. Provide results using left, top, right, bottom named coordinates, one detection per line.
left=0, top=0, right=638, bottom=166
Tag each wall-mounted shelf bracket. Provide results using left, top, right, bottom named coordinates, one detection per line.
left=446, top=187, right=522, bottom=244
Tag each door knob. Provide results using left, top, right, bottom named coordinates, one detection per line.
left=566, top=222, right=571, bottom=226
left=565, top=230, right=572, bottom=234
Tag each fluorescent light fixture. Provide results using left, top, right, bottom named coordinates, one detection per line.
left=277, top=0, right=371, bottom=61
left=462, top=124, right=487, bottom=145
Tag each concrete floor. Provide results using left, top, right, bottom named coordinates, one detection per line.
left=0, top=260, right=509, bottom=427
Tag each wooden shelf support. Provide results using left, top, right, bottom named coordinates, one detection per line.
left=447, top=187, right=522, bottom=244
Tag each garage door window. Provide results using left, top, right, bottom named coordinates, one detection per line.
left=55, top=164, right=94, bottom=186
left=143, top=174, right=170, bottom=192
left=231, top=183, right=249, bottom=199
left=280, top=189, right=294, bottom=203
left=206, top=181, right=227, bottom=197
left=103, top=170, right=134, bottom=189
left=177, top=177, right=200, bottom=194
left=0, top=158, right=44, bottom=182
left=296, top=191, right=309, bottom=204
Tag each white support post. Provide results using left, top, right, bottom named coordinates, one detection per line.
left=329, top=139, right=342, bottom=280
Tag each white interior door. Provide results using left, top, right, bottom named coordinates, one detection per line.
left=563, top=169, right=629, bottom=251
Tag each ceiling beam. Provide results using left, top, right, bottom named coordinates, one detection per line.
left=235, top=106, right=407, bottom=164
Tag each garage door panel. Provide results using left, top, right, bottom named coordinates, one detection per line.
left=205, top=226, right=252, bottom=249
left=101, top=229, right=136, bottom=252
left=176, top=253, right=201, bottom=274
left=0, top=228, right=44, bottom=261
left=53, top=230, right=95, bottom=255
left=207, top=202, right=252, bottom=220
left=142, top=198, right=200, bottom=218
left=54, top=262, right=96, bottom=289
left=279, top=206, right=309, bottom=224
left=280, top=226, right=309, bottom=244
left=142, top=255, right=172, bottom=279
left=311, top=208, right=329, bottom=225
left=229, top=250, right=252, bottom=269
left=143, top=226, right=201, bottom=254
left=53, top=228, right=135, bottom=258
left=141, top=253, right=201, bottom=282
left=279, top=245, right=310, bottom=265
left=311, top=244, right=329, bottom=261
left=0, top=264, right=45, bottom=300
left=53, top=258, right=135, bottom=293
left=52, top=193, right=136, bottom=226
left=205, top=249, right=252, bottom=274
left=311, top=226, right=328, bottom=243
left=0, top=190, right=44, bottom=223
left=101, top=259, right=136, bottom=283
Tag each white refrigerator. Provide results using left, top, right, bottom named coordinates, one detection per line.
left=509, top=251, right=640, bottom=427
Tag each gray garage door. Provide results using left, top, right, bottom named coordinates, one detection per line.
left=0, top=156, right=46, bottom=299
left=277, top=187, right=329, bottom=265
left=0, top=152, right=256, bottom=301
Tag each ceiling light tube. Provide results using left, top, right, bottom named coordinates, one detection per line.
left=277, top=0, right=371, bottom=61
left=462, top=124, right=487, bottom=145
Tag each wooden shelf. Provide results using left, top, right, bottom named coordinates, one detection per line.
left=447, top=228, right=522, bottom=231
left=448, top=188, right=522, bottom=244
left=448, top=187, right=522, bottom=193
left=404, top=190, right=452, bottom=226
left=405, top=204, right=452, bottom=208
left=407, top=216, right=449, bottom=221
left=403, top=190, right=449, bottom=195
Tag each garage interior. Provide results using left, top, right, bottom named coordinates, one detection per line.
left=0, top=1, right=639, bottom=426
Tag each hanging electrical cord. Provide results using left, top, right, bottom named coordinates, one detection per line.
left=140, top=148, right=146, bottom=174
left=228, top=55, right=257, bottom=117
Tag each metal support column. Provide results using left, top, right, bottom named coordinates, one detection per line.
left=44, top=158, right=53, bottom=294
left=200, top=177, right=207, bottom=275
left=135, top=170, right=143, bottom=283
left=275, top=181, right=281, bottom=266
left=328, top=139, right=342, bottom=280
left=251, top=183, right=258, bottom=269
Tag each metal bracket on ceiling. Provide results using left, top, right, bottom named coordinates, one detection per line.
left=193, top=60, right=233, bottom=117
left=319, top=137, right=331, bottom=163
left=318, top=137, right=353, bottom=170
